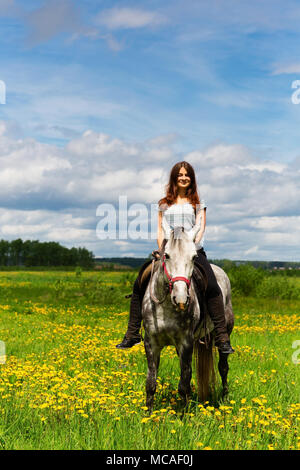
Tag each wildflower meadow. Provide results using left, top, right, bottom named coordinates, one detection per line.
left=0, top=269, right=299, bottom=450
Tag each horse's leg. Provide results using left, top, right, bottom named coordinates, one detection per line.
left=144, top=334, right=161, bottom=413
left=178, top=341, right=193, bottom=406
left=218, top=351, right=229, bottom=397
left=218, top=300, right=233, bottom=398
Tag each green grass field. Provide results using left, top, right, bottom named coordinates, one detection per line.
left=0, top=270, right=299, bottom=450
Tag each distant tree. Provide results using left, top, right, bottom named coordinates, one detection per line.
left=10, top=238, right=23, bottom=265
left=0, top=238, right=95, bottom=268
left=220, top=259, right=236, bottom=272
left=0, top=239, right=10, bottom=265
left=68, top=247, right=79, bottom=266
left=77, top=246, right=94, bottom=268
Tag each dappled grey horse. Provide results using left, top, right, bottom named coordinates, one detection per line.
left=141, top=222, right=234, bottom=412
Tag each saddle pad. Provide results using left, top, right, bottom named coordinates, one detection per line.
left=139, top=260, right=157, bottom=289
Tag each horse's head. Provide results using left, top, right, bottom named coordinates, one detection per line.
left=161, top=219, right=201, bottom=311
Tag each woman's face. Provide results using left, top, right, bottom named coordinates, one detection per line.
left=177, top=166, right=191, bottom=190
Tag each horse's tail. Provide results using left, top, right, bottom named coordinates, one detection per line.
left=194, top=338, right=215, bottom=402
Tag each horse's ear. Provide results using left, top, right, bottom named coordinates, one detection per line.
left=187, top=223, right=201, bottom=242
left=162, top=217, right=171, bottom=239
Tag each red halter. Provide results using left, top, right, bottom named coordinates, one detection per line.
left=162, top=254, right=191, bottom=293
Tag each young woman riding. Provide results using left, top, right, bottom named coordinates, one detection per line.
left=116, top=161, right=234, bottom=355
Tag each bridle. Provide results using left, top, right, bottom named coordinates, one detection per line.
left=162, top=253, right=191, bottom=294
left=149, top=253, right=192, bottom=305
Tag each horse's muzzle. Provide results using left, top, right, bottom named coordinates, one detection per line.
left=173, top=294, right=190, bottom=311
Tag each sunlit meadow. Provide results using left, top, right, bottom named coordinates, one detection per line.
left=0, top=270, right=299, bottom=450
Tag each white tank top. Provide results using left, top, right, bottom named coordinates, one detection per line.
left=159, top=200, right=207, bottom=249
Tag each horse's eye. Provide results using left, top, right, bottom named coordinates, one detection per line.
left=164, top=253, right=170, bottom=259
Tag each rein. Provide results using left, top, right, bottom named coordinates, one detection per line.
left=149, top=258, right=168, bottom=304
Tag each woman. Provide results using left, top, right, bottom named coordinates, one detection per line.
left=116, top=161, right=234, bottom=354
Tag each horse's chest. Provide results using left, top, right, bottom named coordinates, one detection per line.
left=145, top=304, right=194, bottom=344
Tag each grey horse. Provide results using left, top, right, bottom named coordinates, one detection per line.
left=141, top=222, right=234, bottom=412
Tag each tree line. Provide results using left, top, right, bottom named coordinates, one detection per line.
left=94, top=256, right=300, bottom=271
left=0, top=239, right=95, bottom=268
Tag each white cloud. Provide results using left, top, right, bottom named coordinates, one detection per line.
left=186, top=143, right=251, bottom=168
left=0, top=122, right=299, bottom=259
left=96, top=7, right=166, bottom=30
left=99, top=33, right=124, bottom=52
left=0, top=127, right=71, bottom=200
left=66, top=131, right=140, bottom=161
left=244, top=245, right=259, bottom=255
left=0, top=207, right=94, bottom=244
left=146, top=133, right=179, bottom=147
left=271, top=62, right=300, bottom=75
left=238, top=162, right=286, bottom=173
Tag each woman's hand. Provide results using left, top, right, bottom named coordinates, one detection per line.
left=152, top=250, right=161, bottom=260
left=195, top=230, right=204, bottom=245
left=195, top=208, right=206, bottom=245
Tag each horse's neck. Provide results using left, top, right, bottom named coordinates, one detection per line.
left=153, top=264, right=170, bottom=302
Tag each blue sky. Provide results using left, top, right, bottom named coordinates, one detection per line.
left=0, top=0, right=300, bottom=260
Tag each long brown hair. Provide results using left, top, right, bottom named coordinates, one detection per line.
left=158, top=161, right=200, bottom=211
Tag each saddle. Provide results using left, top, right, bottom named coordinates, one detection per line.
left=137, top=240, right=168, bottom=292
left=138, top=260, right=156, bottom=290
left=133, top=253, right=211, bottom=345
left=136, top=258, right=208, bottom=298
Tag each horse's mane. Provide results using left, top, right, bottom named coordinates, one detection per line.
left=169, top=226, right=188, bottom=251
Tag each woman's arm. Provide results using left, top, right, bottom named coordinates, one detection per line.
left=157, top=209, right=164, bottom=249
left=194, top=208, right=206, bottom=245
